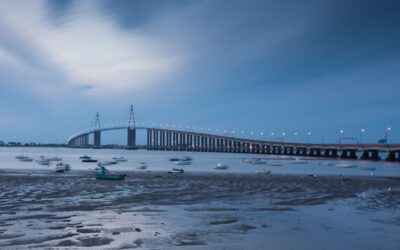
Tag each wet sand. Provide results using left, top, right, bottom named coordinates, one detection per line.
left=0, top=170, right=399, bottom=249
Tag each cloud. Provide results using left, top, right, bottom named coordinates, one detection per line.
left=0, top=0, right=189, bottom=96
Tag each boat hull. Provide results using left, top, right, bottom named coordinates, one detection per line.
left=96, top=174, right=127, bottom=180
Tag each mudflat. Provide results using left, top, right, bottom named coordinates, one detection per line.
left=0, top=170, right=399, bottom=249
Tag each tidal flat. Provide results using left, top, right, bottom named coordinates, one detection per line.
left=0, top=170, right=399, bottom=249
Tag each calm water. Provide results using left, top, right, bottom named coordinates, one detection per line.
left=1, top=147, right=399, bottom=177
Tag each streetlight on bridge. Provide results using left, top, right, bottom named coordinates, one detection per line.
left=360, top=128, right=366, bottom=144
left=339, top=130, right=344, bottom=144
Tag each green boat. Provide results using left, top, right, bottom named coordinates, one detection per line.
left=95, top=166, right=127, bottom=181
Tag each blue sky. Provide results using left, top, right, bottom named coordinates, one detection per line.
left=0, top=0, right=399, bottom=144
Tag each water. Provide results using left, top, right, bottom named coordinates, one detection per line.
left=1, top=147, right=399, bottom=177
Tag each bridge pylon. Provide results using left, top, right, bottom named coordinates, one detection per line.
left=93, top=112, right=101, bottom=148
left=127, top=105, right=136, bottom=149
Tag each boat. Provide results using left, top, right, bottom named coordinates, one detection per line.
left=175, top=160, right=192, bottom=166
left=319, top=162, right=333, bottom=166
left=95, top=166, right=126, bottom=180
left=48, top=156, right=62, bottom=162
left=214, top=163, right=228, bottom=170
left=169, top=157, right=180, bottom=162
left=55, top=162, right=71, bottom=173
left=112, top=156, right=127, bottom=162
left=359, top=166, right=376, bottom=171
left=15, top=154, right=28, bottom=160
left=336, top=163, right=357, bottom=168
left=19, top=157, right=33, bottom=162
left=269, top=162, right=284, bottom=167
left=82, top=157, right=98, bottom=163
left=292, top=158, right=307, bottom=164
left=80, top=155, right=91, bottom=160
left=168, top=168, right=184, bottom=174
left=137, top=162, right=147, bottom=170
left=255, top=169, right=271, bottom=174
left=36, top=158, right=51, bottom=166
left=98, top=160, right=117, bottom=166
left=250, top=158, right=267, bottom=164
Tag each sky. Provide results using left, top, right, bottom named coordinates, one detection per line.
left=0, top=0, right=399, bottom=144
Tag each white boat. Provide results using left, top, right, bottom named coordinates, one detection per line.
left=319, top=162, right=333, bottom=166
left=250, top=159, right=267, bottom=164
left=255, top=169, right=271, bottom=174
left=19, top=157, right=33, bottom=162
left=55, top=162, right=71, bottom=173
left=214, top=163, right=228, bottom=170
left=112, top=156, right=127, bottom=162
left=292, top=158, right=307, bottom=164
left=98, top=160, right=117, bottom=167
left=137, top=162, right=147, bottom=170
left=269, top=162, right=284, bottom=166
left=336, top=163, right=357, bottom=168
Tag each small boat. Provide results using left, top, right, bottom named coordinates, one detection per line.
left=292, top=158, right=307, bottom=164
left=55, top=162, right=71, bottom=173
left=319, top=162, right=333, bottom=166
left=82, top=157, right=98, bottom=163
left=36, top=158, right=51, bottom=166
left=98, top=160, right=117, bottom=166
left=137, top=162, right=147, bottom=170
left=250, top=159, right=267, bottom=164
left=15, top=154, right=28, bottom=160
left=95, top=166, right=126, bottom=180
left=48, top=156, right=62, bottom=162
left=359, top=166, right=376, bottom=171
left=112, top=156, right=127, bottom=162
left=19, top=156, right=33, bottom=162
left=255, top=169, right=271, bottom=174
left=168, top=168, right=184, bottom=174
left=336, top=163, right=357, bottom=168
left=169, top=157, right=180, bottom=162
left=214, top=163, right=228, bottom=170
left=80, top=155, right=91, bottom=160
left=175, top=160, right=192, bottom=166
left=269, top=162, right=284, bottom=167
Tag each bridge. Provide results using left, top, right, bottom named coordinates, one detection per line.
left=67, top=106, right=400, bottom=162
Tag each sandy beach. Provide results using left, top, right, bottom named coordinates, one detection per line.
left=0, top=169, right=399, bottom=249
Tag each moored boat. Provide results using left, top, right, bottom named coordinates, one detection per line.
left=214, top=163, right=228, bottom=170
left=168, top=168, right=184, bottom=174
left=55, top=162, right=71, bottom=173
left=250, top=158, right=267, bottom=164
left=95, top=166, right=126, bottom=180
left=112, top=156, right=127, bottom=162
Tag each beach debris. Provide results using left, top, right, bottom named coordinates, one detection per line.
left=261, top=224, right=269, bottom=228
left=359, top=166, right=376, bottom=171
left=388, top=187, right=392, bottom=192
left=209, top=217, right=238, bottom=225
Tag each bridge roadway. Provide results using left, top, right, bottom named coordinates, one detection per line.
left=67, top=126, right=400, bottom=162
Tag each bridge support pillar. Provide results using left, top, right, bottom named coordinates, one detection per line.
left=385, top=150, right=399, bottom=162
left=340, top=149, right=357, bottom=159
left=361, top=150, right=381, bottom=161
left=94, top=130, right=101, bottom=148
left=127, top=128, right=136, bottom=149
